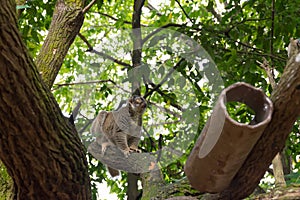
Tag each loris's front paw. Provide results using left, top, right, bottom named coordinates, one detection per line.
left=130, top=147, right=141, bottom=153
left=122, top=148, right=131, bottom=158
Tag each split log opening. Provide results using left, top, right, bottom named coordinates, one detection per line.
left=185, top=82, right=273, bottom=193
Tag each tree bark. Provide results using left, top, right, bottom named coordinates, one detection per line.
left=0, top=0, right=91, bottom=199
left=35, top=0, right=84, bottom=88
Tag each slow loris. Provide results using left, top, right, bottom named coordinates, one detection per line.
left=90, top=95, right=147, bottom=176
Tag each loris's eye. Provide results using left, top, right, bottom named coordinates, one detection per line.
left=135, top=98, right=142, bottom=104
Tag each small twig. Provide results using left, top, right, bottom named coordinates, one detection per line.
left=175, top=0, right=194, bottom=24
left=236, top=50, right=286, bottom=62
left=53, top=79, right=131, bottom=93
left=78, top=33, right=93, bottom=51
left=78, top=33, right=132, bottom=68
left=141, top=23, right=185, bottom=45
left=54, top=79, right=113, bottom=87
left=156, top=134, right=163, bottom=162
left=82, top=0, right=97, bottom=14
left=78, top=119, right=94, bottom=135
left=257, top=57, right=277, bottom=89
left=146, top=3, right=163, bottom=17
left=69, top=101, right=82, bottom=124
left=91, top=49, right=132, bottom=68
left=206, top=3, right=222, bottom=22
left=144, top=58, right=185, bottom=98
left=143, top=126, right=157, bottom=151
left=98, top=12, right=147, bottom=26
left=148, top=101, right=181, bottom=118
left=149, top=120, right=181, bottom=127
left=224, top=18, right=271, bottom=36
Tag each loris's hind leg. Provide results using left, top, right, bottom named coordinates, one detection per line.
left=128, top=136, right=141, bottom=153
left=114, top=131, right=131, bottom=157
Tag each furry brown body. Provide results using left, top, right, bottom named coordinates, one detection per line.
left=91, top=95, right=147, bottom=176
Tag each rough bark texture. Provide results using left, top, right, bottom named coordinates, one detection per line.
left=217, top=44, right=300, bottom=199
left=35, top=0, right=84, bottom=88
left=0, top=1, right=91, bottom=199
left=130, top=0, right=145, bottom=95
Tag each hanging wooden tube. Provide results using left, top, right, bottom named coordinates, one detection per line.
left=184, top=82, right=273, bottom=193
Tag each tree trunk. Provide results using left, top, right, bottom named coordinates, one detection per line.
left=0, top=1, right=91, bottom=199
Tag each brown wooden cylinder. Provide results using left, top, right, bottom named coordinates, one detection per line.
left=184, top=82, right=273, bottom=193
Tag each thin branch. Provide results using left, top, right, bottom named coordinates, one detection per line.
left=257, top=58, right=277, bottom=89
left=143, top=126, right=157, bottom=151
left=155, top=88, right=183, bottom=111
left=148, top=101, right=181, bottom=118
left=98, top=12, right=147, bottom=26
left=78, top=33, right=93, bottom=51
left=78, top=119, right=94, bottom=135
left=175, top=0, right=194, bottom=24
left=91, top=49, right=132, bottom=68
left=78, top=33, right=132, bottom=68
left=53, top=79, right=131, bottom=93
left=82, top=0, right=97, bottom=14
left=224, top=18, right=271, bottom=36
left=144, top=58, right=185, bottom=98
left=146, top=3, right=163, bottom=17
left=206, top=3, right=222, bottom=22
left=141, top=23, right=186, bottom=45
left=157, top=134, right=163, bottom=162
left=236, top=49, right=286, bottom=61
left=69, top=101, right=82, bottom=125
left=149, top=120, right=181, bottom=127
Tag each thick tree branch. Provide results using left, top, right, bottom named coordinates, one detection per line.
left=35, top=0, right=84, bottom=89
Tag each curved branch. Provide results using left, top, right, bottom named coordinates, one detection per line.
left=78, top=33, right=132, bottom=68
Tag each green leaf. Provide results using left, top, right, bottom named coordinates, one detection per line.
left=16, top=5, right=30, bottom=10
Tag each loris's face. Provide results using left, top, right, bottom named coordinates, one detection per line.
left=129, top=96, right=147, bottom=113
